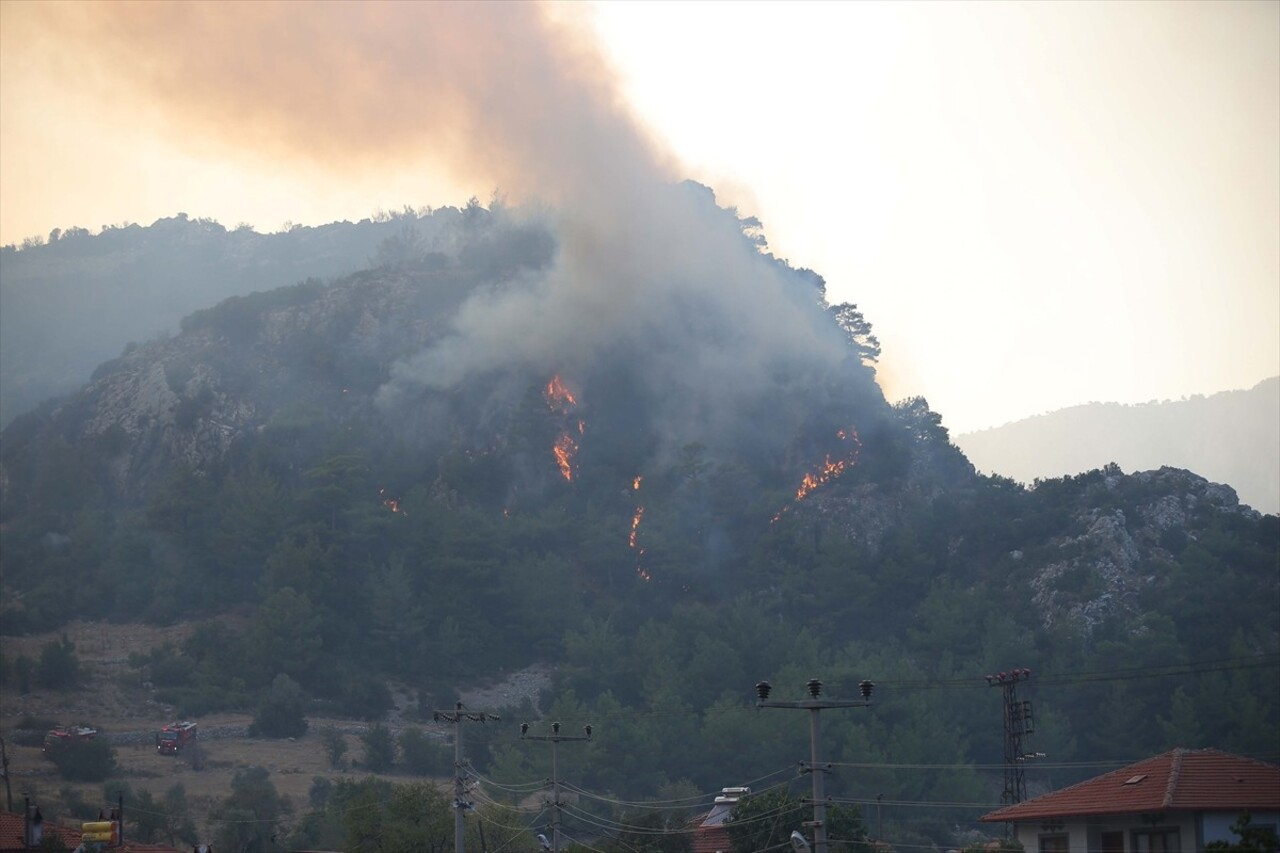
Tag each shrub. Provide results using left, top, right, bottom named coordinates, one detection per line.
left=47, top=737, right=117, bottom=782
left=36, top=636, right=81, bottom=690
left=399, top=727, right=450, bottom=776
left=250, top=674, right=308, bottom=738
left=320, top=727, right=348, bottom=770
left=360, top=724, right=395, bottom=772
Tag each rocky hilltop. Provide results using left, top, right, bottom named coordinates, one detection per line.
left=2, top=210, right=555, bottom=504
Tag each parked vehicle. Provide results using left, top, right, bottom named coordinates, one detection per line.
left=41, top=726, right=97, bottom=755
left=156, top=720, right=198, bottom=754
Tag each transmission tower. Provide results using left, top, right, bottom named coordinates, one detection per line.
left=985, top=668, right=1036, bottom=805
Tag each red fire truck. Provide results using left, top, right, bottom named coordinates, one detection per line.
left=41, top=726, right=97, bottom=755
left=156, top=720, right=198, bottom=754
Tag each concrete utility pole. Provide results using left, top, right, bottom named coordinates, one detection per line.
left=0, top=737, right=12, bottom=812
left=521, top=721, right=592, bottom=853
left=755, top=679, right=873, bottom=853
left=434, top=701, right=500, bottom=853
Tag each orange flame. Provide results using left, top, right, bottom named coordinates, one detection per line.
left=630, top=505, right=645, bottom=548
left=379, top=487, right=407, bottom=517
left=545, top=375, right=583, bottom=481
left=545, top=375, right=578, bottom=411
left=553, top=432, right=578, bottom=481
left=794, top=455, right=849, bottom=501
left=772, top=427, right=862, bottom=521
left=629, top=474, right=649, bottom=580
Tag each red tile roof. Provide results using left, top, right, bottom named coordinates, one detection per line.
left=981, top=749, right=1280, bottom=823
left=0, top=809, right=81, bottom=852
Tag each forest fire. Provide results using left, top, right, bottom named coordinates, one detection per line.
left=379, top=487, right=407, bottom=516
left=545, top=374, right=584, bottom=481
left=553, top=432, right=579, bottom=481
left=772, top=427, right=862, bottom=521
left=630, top=475, right=649, bottom=581
left=545, top=375, right=578, bottom=411
left=794, top=455, right=849, bottom=501
left=630, top=505, right=645, bottom=549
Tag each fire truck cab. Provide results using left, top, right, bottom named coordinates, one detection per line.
left=156, top=720, right=198, bottom=754
left=42, top=726, right=97, bottom=754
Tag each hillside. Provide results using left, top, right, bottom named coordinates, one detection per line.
left=0, top=204, right=507, bottom=428
left=0, top=620, right=546, bottom=843
left=954, top=378, right=1280, bottom=515
left=1, top=191, right=1276, bottom=850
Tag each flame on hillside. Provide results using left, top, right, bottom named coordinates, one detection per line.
left=379, top=487, right=407, bottom=517
left=545, top=374, right=583, bottom=481
left=630, top=504, right=645, bottom=549
left=553, top=432, right=579, bottom=481
left=794, top=455, right=849, bottom=501
left=545, top=375, right=578, bottom=412
left=630, top=475, right=650, bottom=581
left=772, top=427, right=862, bottom=522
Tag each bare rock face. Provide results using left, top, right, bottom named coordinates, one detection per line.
left=1026, top=466, right=1256, bottom=638
left=3, top=262, right=466, bottom=504
left=1030, top=507, right=1142, bottom=634
left=74, top=340, right=258, bottom=498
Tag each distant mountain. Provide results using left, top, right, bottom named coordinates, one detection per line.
left=954, top=378, right=1280, bottom=515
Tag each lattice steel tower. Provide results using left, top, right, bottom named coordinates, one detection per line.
left=985, top=668, right=1035, bottom=804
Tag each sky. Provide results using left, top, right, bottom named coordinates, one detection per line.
left=1, top=1, right=1276, bottom=434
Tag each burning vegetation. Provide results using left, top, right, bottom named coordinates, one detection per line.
left=379, top=487, right=407, bottom=516
left=773, top=427, right=863, bottom=521
left=545, top=375, right=584, bottom=481
left=631, top=475, right=649, bottom=581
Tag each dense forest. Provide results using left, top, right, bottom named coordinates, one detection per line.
left=1, top=194, right=1276, bottom=850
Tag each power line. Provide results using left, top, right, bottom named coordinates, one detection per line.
left=871, top=653, right=1279, bottom=692
left=560, top=767, right=796, bottom=808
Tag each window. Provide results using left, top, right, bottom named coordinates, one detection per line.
left=1099, top=831, right=1124, bottom=852
left=1040, top=834, right=1070, bottom=853
left=1134, top=829, right=1179, bottom=852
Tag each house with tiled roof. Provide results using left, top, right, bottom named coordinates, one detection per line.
left=0, top=808, right=187, bottom=853
left=980, top=748, right=1280, bottom=852
left=693, top=787, right=751, bottom=853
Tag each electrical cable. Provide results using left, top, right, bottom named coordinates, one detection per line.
left=559, top=766, right=795, bottom=808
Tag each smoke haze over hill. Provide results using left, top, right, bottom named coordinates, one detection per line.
left=955, top=377, right=1280, bottom=515
left=8, top=2, right=856, bottom=455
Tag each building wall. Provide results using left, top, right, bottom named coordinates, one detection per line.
left=1014, top=812, right=1202, bottom=852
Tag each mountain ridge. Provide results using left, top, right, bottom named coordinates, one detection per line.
left=955, top=378, right=1280, bottom=515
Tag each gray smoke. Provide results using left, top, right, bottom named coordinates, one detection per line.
left=17, top=2, right=854, bottom=454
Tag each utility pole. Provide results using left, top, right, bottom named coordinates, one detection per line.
left=0, top=737, right=12, bottom=812
left=984, top=668, right=1037, bottom=806
left=521, top=721, right=592, bottom=853
left=755, top=678, right=873, bottom=853
left=434, top=701, right=500, bottom=853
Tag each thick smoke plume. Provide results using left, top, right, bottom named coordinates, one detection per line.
left=20, top=1, right=855, bottom=456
